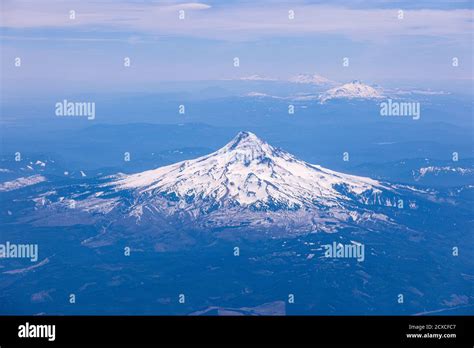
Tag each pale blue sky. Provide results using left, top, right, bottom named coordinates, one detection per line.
left=1, top=0, right=472, bottom=94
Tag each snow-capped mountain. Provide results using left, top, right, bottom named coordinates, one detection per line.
left=289, top=74, right=335, bottom=85
left=103, top=132, right=411, bottom=233
left=319, top=80, right=384, bottom=103
left=21, top=132, right=432, bottom=235
left=113, top=131, right=387, bottom=210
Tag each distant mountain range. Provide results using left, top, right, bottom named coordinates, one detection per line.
left=244, top=79, right=386, bottom=103
left=236, top=73, right=335, bottom=85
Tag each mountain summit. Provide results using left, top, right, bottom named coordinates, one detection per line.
left=319, top=81, right=383, bottom=103
left=220, top=131, right=272, bottom=157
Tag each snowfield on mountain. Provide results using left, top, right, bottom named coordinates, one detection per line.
left=18, top=131, right=438, bottom=236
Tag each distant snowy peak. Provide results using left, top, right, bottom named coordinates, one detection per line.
left=289, top=74, right=335, bottom=85
left=414, top=166, right=473, bottom=180
left=112, top=131, right=386, bottom=211
left=245, top=92, right=281, bottom=99
left=238, top=75, right=277, bottom=81
left=319, top=80, right=384, bottom=103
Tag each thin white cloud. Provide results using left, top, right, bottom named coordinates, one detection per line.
left=168, top=3, right=211, bottom=10
left=0, top=1, right=472, bottom=42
